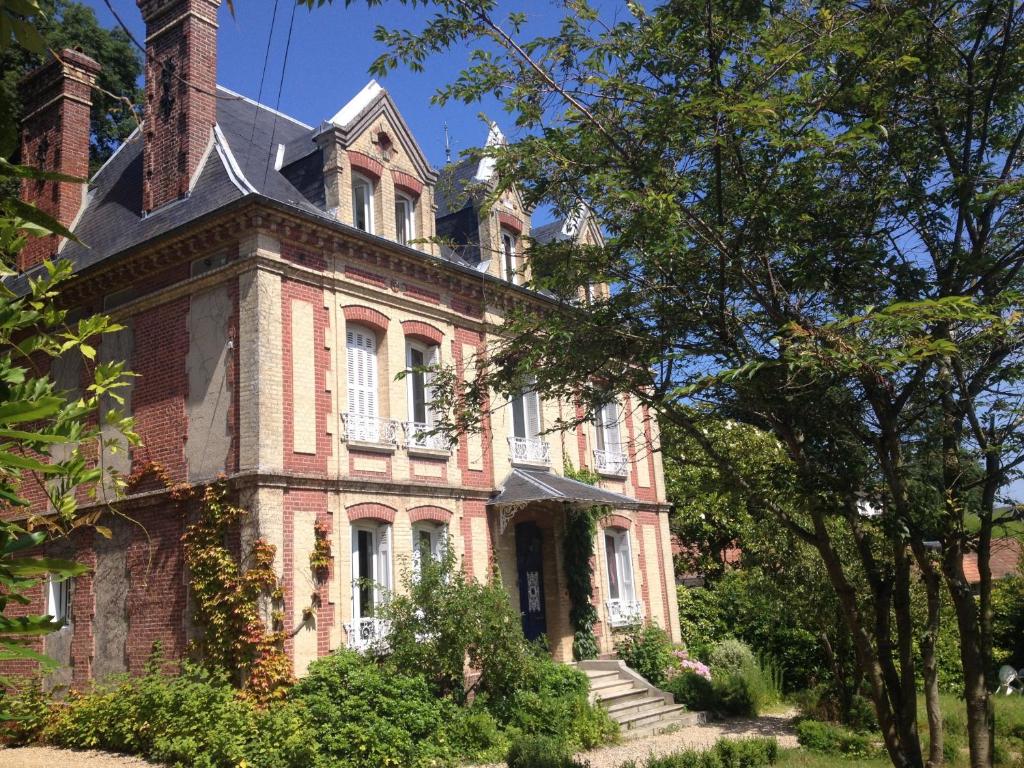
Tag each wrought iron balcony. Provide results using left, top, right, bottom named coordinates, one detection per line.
left=605, top=599, right=644, bottom=628
left=594, top=448, right=629, bottom=477
left=404, top=422, right=449, bottom=452
left=508, top=436, right=550, bottom=466
left=344, top=617, right=391, bottom=652
left=343, top=412, right=400, bottom=447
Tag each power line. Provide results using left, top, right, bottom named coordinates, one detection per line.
left=261, top=0, right=297, bottom=189
left=247, top=0, right=282, bottom=149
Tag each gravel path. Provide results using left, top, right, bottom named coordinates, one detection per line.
left=569, top=710, right=800, bottom=768
left=0, top=712, right=799, bottom=768
left=0, top=746, right=158, bottom=767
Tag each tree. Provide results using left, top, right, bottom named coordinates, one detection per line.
left=0, top=0, right=135, bottom=714
left=0, top=0, right=142, bottom=170
left=315, top=1, right=1024, bottom=766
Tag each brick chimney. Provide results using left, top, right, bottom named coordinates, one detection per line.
left=137, top=0, right=220, bottom=213
left=18, top=49, right=101, bottom=272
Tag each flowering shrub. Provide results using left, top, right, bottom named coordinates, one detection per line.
left=666, top=649, right=711, bottom=681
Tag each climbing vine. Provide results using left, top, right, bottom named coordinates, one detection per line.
left=180, top=481, right=293, bottom=702
left=309, top=519, right=332, bottom=582
left=563, top=462, right=605, bottom=661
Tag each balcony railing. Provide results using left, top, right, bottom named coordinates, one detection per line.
left=404, top=422, right=449, bottom=452
left=343, top=412, right=400, bottom=446
left=594, top=448, right=629, bottom=477
left=508, top=436, right=550, bottom=466
left=344, top=617, right=391, bottom=652
left=606, top=599, right=644, bottom=628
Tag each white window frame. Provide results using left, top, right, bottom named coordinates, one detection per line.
left=352, top=173, right=375, bottom=234
left=510, top=387, right=541, bottom=441
left=395, top=193, right=415, bottom=246
left=406, top=341, right=438, bottom=428
left=411, top=521, right=447, bottom=581
left=595, top=400, right=622, bottom=453
left=604, top=528, right=641, bottom=626
left=501, top=230, right=517, bottom=283
left=351, top=523, right=392, bottom=620
left=46, top=574, right=71, bottom=628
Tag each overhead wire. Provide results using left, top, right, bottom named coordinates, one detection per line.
left=261, top=0, right=298, bottom=189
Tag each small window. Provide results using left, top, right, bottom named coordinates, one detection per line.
left=47, top=575, right=72, bottom=628
left=411, top=522, right=447, bottom=580
left=604, top=529, right=634, bottom=603
left=501, top=230, right=517, bottom=283
left=352, top=523, right=392, bottom=619
left=352, top=174, right=375, bottom=233
left=395, top=194, right=415, bottom=246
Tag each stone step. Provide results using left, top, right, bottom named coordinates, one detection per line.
left=619, top=702, right=690, bottom=731
left=582, top=669, right=620, bottom=682
left=606, top=694, right=671, bottom=719
left=591, top=685, right=648, bottom=708
left=590, top=679, right=638, bottom=697
left=624, top=710, right=706, bottom=740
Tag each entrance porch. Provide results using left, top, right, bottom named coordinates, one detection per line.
left=488, top=469, right=669, bottom=662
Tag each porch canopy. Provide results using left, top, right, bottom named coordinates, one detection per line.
left=488, top=468, right=643, bottom=534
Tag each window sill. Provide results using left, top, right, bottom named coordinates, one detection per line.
left=407, top=446, right=451, bottom=460
left=597, top=469, right=629, bottom=479
left=346, top=440, right=397, bottom=455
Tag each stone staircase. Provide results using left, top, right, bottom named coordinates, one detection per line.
left=579, top=660, right=706, bottom=740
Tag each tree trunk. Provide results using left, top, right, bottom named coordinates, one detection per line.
left=914, top=547, right=944, bottom=767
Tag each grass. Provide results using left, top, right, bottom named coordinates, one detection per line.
left=964, top=508, right=1024, bottom=540
left=775, top=749, right=890, bottom=768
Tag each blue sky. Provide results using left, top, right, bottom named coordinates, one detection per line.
left=86, top=0, right=527, bottom=168
left=83, top=1, right=1023, bottom=503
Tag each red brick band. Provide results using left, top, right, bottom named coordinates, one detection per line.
left=392, top=169, right=424, bottom=197
left=408, top=505, right=453, bottom=524
left=401, top=320, right=443, bottom=346
left=601, top=514, right=633, bottom=530
left=342, top=305, right=389, bottom=333
left=347, top=503, right=397, bottom=523
left=348, top=150, right=384, bottom=179
left=498, top=212, right=524, bottom=234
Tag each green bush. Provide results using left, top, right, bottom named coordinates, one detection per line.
left=0, top=676, right=53, bottom=747
left=445, top=704, right=508, bottom=763
left=709, top=639, right=757, bottom=676
left=795, top=719, right=874, bottom=757
left=44, top=663, right=321, bottom=768
left=290, top=650, right=455, bottom=768
left=506, top=733, right=590, bottom=768
left=614, top=623, right=675, bottom=686
left=665, top=670, right=716, bottom=711
left=621, top=737, right=778, bottom=768
left=499, top=650, right=618, bottom=750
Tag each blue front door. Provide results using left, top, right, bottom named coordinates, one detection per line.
left=515, top=522, right=547, bottom=641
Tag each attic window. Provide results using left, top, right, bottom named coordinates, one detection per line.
left=375, top=131, right=393, bottom=153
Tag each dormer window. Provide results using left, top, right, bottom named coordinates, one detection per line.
left=501, top=230, right=517, bottom=283
left=352, top=174, right=375, bottom=233
left=395, top=193, right=415, bottom=246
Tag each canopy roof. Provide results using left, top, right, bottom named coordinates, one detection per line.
left=488, top=468, right=641, bottom=509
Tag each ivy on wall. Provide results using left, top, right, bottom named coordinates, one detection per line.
left=563, top=462, right=606, bottom=661
left=127, top=465, right=294, bottom=703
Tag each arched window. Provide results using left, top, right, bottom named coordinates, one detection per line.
left=406, top=341, right=442, bottom=449
left=350, top=522, right=392, bottom=649
left=395, top=193, right=415, bottom=246
left=352, top=173, right=375, bottom=233
left=604, top=528, right=639, bottom=626
left=411, top=521, right=447, bottom=580
left=346, top=324, right=379, bottom=441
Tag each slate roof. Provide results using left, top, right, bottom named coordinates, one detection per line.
left=488, top=468, right=641, bottom=509
left=434, top=157, right=485, bottom=220
left=531, top=219, right=568, bottom=244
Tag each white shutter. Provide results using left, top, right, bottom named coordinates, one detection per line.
left=618, top=532, right=635, bottom=603
left=376, top=524, right=392, bottom=592
left=347, top=327, right=377, bottom=418
left=351, top=527, right=362, bottom=618
left=603, top=401, right=621, bottom=451
left=525, top=390, right=541, bottom=439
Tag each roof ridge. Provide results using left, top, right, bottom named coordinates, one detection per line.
left=216, top=84, right=312, bottom=130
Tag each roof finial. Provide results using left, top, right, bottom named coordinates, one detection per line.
left=444, top=121, right=451, bottom=163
